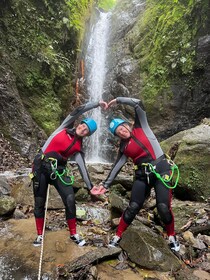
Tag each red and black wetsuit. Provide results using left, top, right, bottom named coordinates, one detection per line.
left=33, top=101, right=99, bottom=236
left=103, top=97, right=175, bottom=237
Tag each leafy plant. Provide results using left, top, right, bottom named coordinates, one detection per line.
left=97, top=0, right=116, bottom=11
left=132, top=0, right=209, bottom=105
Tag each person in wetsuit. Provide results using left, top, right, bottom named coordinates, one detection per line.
left=91, top=97, right=180, bottom=252
left=32, top=100, right=107, bottom=247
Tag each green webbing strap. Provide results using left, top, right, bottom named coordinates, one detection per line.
left=146, top=162, right=180, bottom=189
left=50, top=159, right=74, bottom=185
left=56, top=169, right=74, bottom=185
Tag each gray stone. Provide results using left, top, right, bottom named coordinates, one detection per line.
left=120, top=221, right=181, bottom=271
left=161, top=123, right=210, bottom=201
left=109, top=192, right=129, bottom=213
left=0, top=195, right=16, bottom=216
left=0, top=178, right=10, bottom=196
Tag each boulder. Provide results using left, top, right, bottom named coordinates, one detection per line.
left=0, top=195, right=16, bottom=216
left=120, top=221, right=182, bottom=271
left=0, top=178, right=11, bottom=195
left=161, top=122, right=210, bottom=201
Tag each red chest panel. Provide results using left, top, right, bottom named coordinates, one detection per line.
left=44, top=129, right=82, bottom=158
left=124, top=128, right=156, bottom=163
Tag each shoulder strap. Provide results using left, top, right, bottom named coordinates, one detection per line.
left=63, top=134, right=78, bottom=154
left=130, top=134, right=152, bottom=160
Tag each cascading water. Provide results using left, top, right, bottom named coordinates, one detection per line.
left=84, top=10, right=111, bottom=163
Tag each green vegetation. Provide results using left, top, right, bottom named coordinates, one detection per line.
left=65, top=0, right=94, bottom=41
left=98, top=0, right=116, bottom=11
left=0, top=0, right=93, bottom=134
left=132, top=0, right=209, bottom=108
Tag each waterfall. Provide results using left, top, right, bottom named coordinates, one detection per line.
left=84, top=10, right=111, bottom=163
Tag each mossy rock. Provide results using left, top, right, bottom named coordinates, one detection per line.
left=161, top=123, right=210, bottom=201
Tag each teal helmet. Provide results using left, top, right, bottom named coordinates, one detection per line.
left=109, top=118, right=127, bottom=135
left=81, top=118, right=97, bottom=135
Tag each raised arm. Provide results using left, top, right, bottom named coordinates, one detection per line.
left=112, top=97, right=163, bottom=158
left=114, top=97, right=147, bottom=128
left=42, top=101, right=107, bottom=152
left=56, top=101, right=100, bottom=131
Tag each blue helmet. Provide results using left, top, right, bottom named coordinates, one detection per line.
left=81, top=118, right=97, bottom=135
left=109, top=118, right=127, bottom=135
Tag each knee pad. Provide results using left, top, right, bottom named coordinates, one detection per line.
left=124, top=201, right=140, bottom=224
left=34, top=197, right=45, bottom=217
left=157, top=203, right=172, bottom=224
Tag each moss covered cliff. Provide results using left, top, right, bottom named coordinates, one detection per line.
left=131, top=0, right=210, bottom=109
left=106, top=0, right=210, bottom=139
left=0, top=0, right=94, bottom=134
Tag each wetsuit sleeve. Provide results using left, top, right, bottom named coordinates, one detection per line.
left=102, top=152, right=127, bottom=189
left=41, top=101, right=100, bottom=152
left=116, top=97, right=146, bottom=128
left=74, top=152, right=93, bottom=190
left=56, top=101, right=100, bottom=131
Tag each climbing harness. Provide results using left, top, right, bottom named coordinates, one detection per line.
left=38, top=185, right=50, bottom=280
left=48, top=158, right=74, bottom=185
left=142, top=157, right=180, bottom=189
left=30, top=154, right=74, bottom=186
left=134, top=156, right=180, bottom=189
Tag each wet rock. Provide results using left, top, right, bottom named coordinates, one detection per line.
left=120, top=221, right=181, bottom=271
left=0, top=178, right=10, bottom=195
left=56, top=246, right=122, bottom=275
left=0, top=195, right=16, bottom=216
left=161, top=123, right=210, bottom=201
left=13, top=209, right=27, bottom=219
left=87, top=164, right=105, bottom=174
left=172, top=199, right=209, bottom=233
left=174, top=268, right=200, bottom=280
left=112, top=173, right=133, bottom=190
left=76, top=205, right=110, bottom=224
left=197, top=234, right=210, bottom=246
left=76, top=207, right=87, bottom=220
left=110, top=183, right=127, bottom=196
left=75, top=188, right=89, bottom=201
left=109, top=192, right=129, bottom=214
left=88, top=266, right=98, bottom=280
left=0, top=61, right=46, bottom=161
left=182, top=231, right=206, bottom=250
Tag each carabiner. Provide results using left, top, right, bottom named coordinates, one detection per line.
left=50, top=172, right=57, bottom=180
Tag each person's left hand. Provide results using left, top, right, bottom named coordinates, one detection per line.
left=90, top=185, right=107, bottom=195
left=99, top=100, right=108, bottom=110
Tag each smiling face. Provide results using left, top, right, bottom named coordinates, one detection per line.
left=75, top=123, right=90, bottom=137
left=115, top=123, right=131, bottom=139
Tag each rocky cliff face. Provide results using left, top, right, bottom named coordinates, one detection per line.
left=104, top=0, right=210, bottom=140
left=104, top=0, right=145, bottom=102
left=0, top=0, right=79, bottom=159
left=1, top=0, right=210, bottom=162
left=0, top=56, right=46, bottom=160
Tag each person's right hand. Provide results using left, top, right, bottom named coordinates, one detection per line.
left=107, top=99, right=117, bottom=108
left=90, top=185, right=107, bottom=195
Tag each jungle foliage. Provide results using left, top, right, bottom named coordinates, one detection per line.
left=0, top=0, right=93, bottom=134
left=132, top=0, right=209, bottom=107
